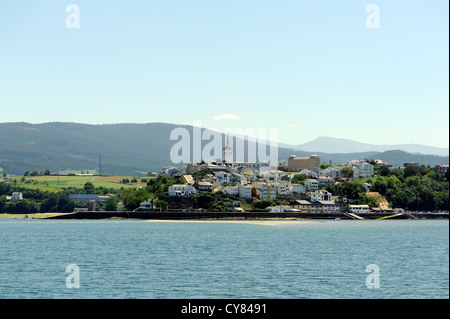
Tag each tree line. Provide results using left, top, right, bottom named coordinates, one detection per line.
left=371, top=166, right=449, bottom=211
left=325, top=165, right=449, bottom=211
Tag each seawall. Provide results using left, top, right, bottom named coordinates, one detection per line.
left=41, top=211, right=448, bottom=220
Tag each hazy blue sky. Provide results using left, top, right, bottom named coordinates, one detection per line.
left=0, top=0, right=448, bottom=147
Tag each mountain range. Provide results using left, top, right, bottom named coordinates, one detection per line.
left=280, top=136, right=449, bottom=156
left=0, top=122, right=448, bottom=176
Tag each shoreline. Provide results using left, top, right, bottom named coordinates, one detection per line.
left=2, top=210, right=446, bottom=220
left=144, top=219, right=320, bottom=225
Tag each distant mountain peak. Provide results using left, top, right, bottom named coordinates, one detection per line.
left=289, top=136, right=449, bottom=156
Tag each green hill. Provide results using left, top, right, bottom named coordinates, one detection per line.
left=0, top=122, right=448, bottom=175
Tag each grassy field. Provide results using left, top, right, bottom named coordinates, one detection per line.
left=11, top=175, right=148, bottom=192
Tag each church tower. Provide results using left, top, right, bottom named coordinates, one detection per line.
left=222, top=135, right=233, bottom=163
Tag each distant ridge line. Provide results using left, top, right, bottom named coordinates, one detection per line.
left=0, top=122, right=448, bottom=175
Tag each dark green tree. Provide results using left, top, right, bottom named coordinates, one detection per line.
left=83, top=182, right=95, bottom=193
left=379, top=166, right=390, bottom=176
left=291, top=174, right=307, bottom=184
left=154, top=200, right=169, bottom=211
left=40, top=194, right=58, bottom=212
left=193, top=193, right=213, bottom=209
left=341, top=167, right=354, bottom=179
left=105, top=196, right=120, bottom=211
left=122, top=188, right=151, bottom=211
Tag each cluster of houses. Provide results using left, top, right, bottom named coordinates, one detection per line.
left=146, top=142, right=382, bottom=213
left=163, top=167, right=362, bottom=213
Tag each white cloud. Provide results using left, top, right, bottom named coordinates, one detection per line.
left=213, top=113, right=241, bottom=121
left=283, top=124, right=295, bottom=128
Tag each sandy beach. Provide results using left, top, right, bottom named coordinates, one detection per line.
left=144, top=219, right=320, bottom=226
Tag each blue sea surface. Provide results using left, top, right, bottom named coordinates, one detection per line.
left=0, top=219, right=448, bottom=299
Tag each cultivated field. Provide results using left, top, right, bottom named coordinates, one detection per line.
left=11, top=175, right=149, bottom=192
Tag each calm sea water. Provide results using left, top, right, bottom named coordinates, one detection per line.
left=0, top=219, right=448, bottom=299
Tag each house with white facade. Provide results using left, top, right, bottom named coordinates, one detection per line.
left=168, top=184, right=199, bottom=197
left=194, top=181, right=214, bottom=193
left=11, top=192, right=23, bottom=201
left=289, top=199, right=340, bottom=213
left=309, top=190, right=332, bottom=202
left=229, top=172, right=247, bottom=184
left=322, top=166, right=342, bottom=179
left=238, top=183, right=253, bottom=199
left=305, top=179, right=319, bottom=190
left=290, top=183, right=306, bottom=194
left=348, top=205, right=370, bottom=214
left=214, top=171, right=231, bottom=184
left=317, top=201, right=341, bottom=213
left=272, top=181, right=291, bottom=196
left=317, top=176, right=335, bottom=187
left=134, top=199, right=155, bottom=211
left=223, top=185, right=239, bottom=196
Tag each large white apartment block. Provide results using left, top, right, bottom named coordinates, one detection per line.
left=168, top=184, right=199, bottom=197
left=348, top=160, right=374, bottom=179
left=238, top=184, right=253, bottom=199
left=305, top=179, right=319, bottom=190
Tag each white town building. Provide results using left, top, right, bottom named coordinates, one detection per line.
left=238, top=183, right=252, bottom=199
left=168, top=184, right=199, bottom=197
left=305, top=179, right=319, bottom=190
left=290, top=183, right=306, bottom=194
left=348, top=160, right=374, bottom=179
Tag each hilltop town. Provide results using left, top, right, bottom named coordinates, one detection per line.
left=131, top=142, right=449, bottom=215
left=1, top=140, right=449, bottom=217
